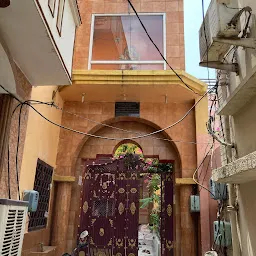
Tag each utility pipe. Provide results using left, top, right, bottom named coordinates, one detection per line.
left=223, top=115, right=241, bottom=255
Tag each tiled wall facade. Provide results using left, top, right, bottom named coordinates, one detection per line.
left=74, top=0, right=185, bottom=70
left=66, top=120, right=182, bottom=254
left=56, top=101, right=197, bottom=178
left=53, top=100, right=197, bottom=255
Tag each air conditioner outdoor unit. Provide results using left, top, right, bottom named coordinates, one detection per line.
left=0, top=199, right=28, bottom=256
left=199, top=0, right=240, bottom=62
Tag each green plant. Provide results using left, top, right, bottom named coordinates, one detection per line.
left=140, top=174, right=161, bottom=232
left=139, top=162, right=173, bottom=233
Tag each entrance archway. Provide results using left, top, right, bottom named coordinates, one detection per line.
left=66, top=118, right=182, bottom=255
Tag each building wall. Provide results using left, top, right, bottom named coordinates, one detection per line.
left=237, top=181, right=256, bottom=256
left=18, top=86, right=63, bottom=256
left=228, top=0, right=256, bottom=94
left=19, top=86, right=63, bottom=192
left=214, top=1, right=256, bottom=254
left=67, top=121, right=181, bottom=254
left=233, top=96, right=256, bottom=158
left=37, top=0, right=77, bottom=74
left=74, top=0, right=185, bottom=70
left=52, top=100, right=199, bottom=255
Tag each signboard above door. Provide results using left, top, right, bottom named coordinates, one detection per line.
left=115, top=102, right=140, bottom=117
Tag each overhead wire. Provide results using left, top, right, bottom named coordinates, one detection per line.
left=28, top=100, right=209, bottom=145
left=0, top=84, right=215, bottom=142
left=126, top=0, right=202, bottom=95
left=192, top=142, right=215, bottom=197
left=15, top=104, right=23, bottom=200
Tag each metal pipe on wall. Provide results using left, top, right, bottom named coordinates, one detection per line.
left=223, top=114, right=241, bottom=256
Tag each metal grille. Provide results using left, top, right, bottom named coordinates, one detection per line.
left=28, top=159, right=53, bottom=231
left=92, top=199, right=115, bottom=217
left=2, top=209, right=25, bottom=256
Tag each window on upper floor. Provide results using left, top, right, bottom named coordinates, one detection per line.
left=56, top=0, right=65, bottom=36
left=89, top=14, right=166, bottom=70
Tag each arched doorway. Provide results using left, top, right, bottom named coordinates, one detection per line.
left=72, top=119, right=180, bottom=256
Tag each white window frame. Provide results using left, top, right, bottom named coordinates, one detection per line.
left=56, top=0, right=66, bottom=36
left=88, top=13, right=167, bottom=70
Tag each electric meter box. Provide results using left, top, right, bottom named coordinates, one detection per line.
left=190, top=195, right=200, bottom=213
left=210, top=179, right=228, bottom=200
left=214, top=221, right=232, bottom=247
left=23, top=190, right=39, bottom=212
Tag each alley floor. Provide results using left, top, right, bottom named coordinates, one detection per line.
left=138, top=225, right=158, bottom=256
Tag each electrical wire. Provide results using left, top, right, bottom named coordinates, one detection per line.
left=7, top=142, right=11, bottom=199
left=6, top=101, right=27, bottom=200
left=198, top=144, right=212, bottom=193
left=0, top=84, right=215, bottom=141
left=192, top=143, right=215, bottom=197
left=15, top=104, right=23, bottom=201
left=198, top=140, right=213, bottom=180
left=126, top=0, right=201, bottom=95
left=207, top=116, right=233, bottom=147
left=27, top=100, right=209, bottom=145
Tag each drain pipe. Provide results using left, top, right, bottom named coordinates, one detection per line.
left=223, top=115, right=241, bottom=255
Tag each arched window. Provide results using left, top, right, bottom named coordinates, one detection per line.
left=114, top=142, right=143, bottom=157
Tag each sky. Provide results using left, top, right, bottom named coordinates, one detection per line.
left=184, top=0, right=215, bottom=79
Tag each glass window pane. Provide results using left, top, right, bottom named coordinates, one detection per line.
left=92, top=15, right=164, bottom=62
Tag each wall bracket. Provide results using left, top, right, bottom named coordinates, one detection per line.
left=213, top=37, right=256, bottom=49
left=199, top=61, right=239, bottom=74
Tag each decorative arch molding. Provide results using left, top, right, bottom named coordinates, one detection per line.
left=70, top=116, right=182, bottom=177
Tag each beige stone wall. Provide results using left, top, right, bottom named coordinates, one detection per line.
left=19, top=86, right=63, bottom=255
left=20, top=86, right=63, bottom=192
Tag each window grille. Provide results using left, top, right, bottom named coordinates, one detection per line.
left=28, top=159, right=53, bottom=231
left=92, top=199, right=115, bottom=217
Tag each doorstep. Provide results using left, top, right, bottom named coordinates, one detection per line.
left=29, top=246, right=56, bottom=256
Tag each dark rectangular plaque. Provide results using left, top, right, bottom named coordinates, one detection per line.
left=115, top=102, right=140, bottom=117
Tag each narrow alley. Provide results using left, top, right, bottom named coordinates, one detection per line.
left=1, top=0, right=256, bottom=256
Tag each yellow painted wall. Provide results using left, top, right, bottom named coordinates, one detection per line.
left=19, top=86, right=63, bottom=192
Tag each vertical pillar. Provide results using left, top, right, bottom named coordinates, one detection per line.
left=195, top=95, right=212, bottom=254
left=51, top=182, right=72, bottom=255
left=180, top=185, right=196, bottom=255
